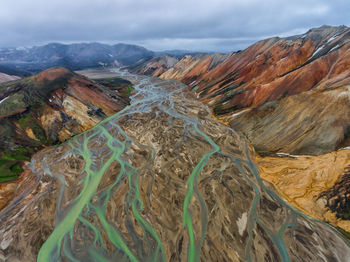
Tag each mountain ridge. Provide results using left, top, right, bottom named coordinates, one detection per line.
left=0, top=67, right=131, bottom=188
left=0, top=42, right=214, bottom=77
left=0, top=42, right=155, bottom=75
left=0, top=72, right=20, bottom=83
left=1, top=25, right=350, bottom=260
left=128, top=25, right=350, bottom=232
left=131, top=25, right=350, bottom=155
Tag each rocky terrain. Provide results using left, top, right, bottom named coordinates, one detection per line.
left=256, top=149, right=350, bottom=233
left=229, top=84, right=350, bottom=155
left=128, top=54, right=180, bottom=77
left=0, top=67, right=131, bottom=190
left=0, top=73, right=19, bottom=83
left=2, top=25, right=350, bottom=261
left=132, top=25, right=350, bottom=154
left=130, top=25, right=350, bottom=236
left=0, top=43, right=202, bottom=77
left=0, top=72, right=349, bottom=261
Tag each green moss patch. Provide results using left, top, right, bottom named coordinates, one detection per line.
left=0, top=69, right=75, bottom=183
left=0, top=160, right=23, bottom=182
left=0, top=93, right=26, bottom=116
left=95, top=77, right=133, bottom=97
left=18, top=112, right=48, bottom=144
left=1, top=147, right=31, bottom=161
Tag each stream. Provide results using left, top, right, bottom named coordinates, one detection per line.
left=1, top=70, right=349, bottom=262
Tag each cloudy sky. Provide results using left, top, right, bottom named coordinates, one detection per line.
left=0, top=0, right=349, bottom=52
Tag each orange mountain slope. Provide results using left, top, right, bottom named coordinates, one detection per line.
left=0, top=67, right=131, bottom=184
left=133, top=25, right=350, bottom=155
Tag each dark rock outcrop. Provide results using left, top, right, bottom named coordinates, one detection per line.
left=320, top=165, right=350, bottom=220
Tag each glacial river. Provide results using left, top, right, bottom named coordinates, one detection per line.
left=1, top=70, right=349, bottom=262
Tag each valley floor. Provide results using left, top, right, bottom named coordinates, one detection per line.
left=0, top=69, right=349, bottom=261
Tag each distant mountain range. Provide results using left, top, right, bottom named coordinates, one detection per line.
left=155, top=49, right=205, bottom=57
left=0, top=43, right=209, bottom=77
left=0, top=43, right=157, bottom=76
left=2, top=25, right=350, bottom=258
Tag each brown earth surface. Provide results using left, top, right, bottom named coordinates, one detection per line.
left=0, top=67, right=131, bottom=208
left=2, top=25, right=350, bottom=259
left=1, top=73, right=349, bottom=261
left=256, top=149, right=350, bottom=232
left=133, top=25, right=350, bottom=155
left=130, top=26, right=350, bottom=235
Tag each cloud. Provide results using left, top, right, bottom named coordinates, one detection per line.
left=0, top=0, right=348, bottom=52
